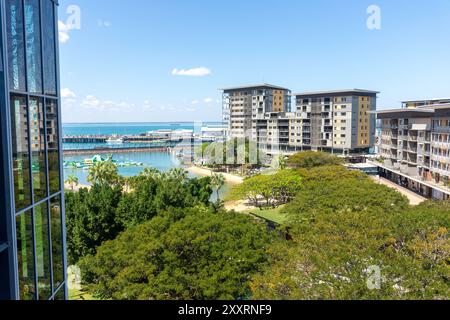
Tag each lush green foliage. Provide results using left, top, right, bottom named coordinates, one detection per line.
left=117, top=173, right=212, bottom=228
left=250, top=166, right=449, bottom=300
left=65, top=174, right=79, bottom=190
left=228, top=169, right=302, bottom=207
left=287, top=151, right=343, bottom=169
left=201, top=138, right=267, bottom=167
left=65, top=184, right=124, bottom=265
left=87, top=160, right=121, bottom=185
left=211, top=173, right=226, bottom=203
left=79, top=206, right=276, bottom=300
left=65, top=169, right=213, bottom=264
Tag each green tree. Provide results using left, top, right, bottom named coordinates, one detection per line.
left=65, top=183, right=124, bottom=265
left=87, top=161, right=121, bottom=185
left=287, top=151, right=343, bottom=169
left=79, top=206, right=277, bottom=300
left=211, top=173, right=226, bottom=203
left=65, top=174, right=79, bottom=191
left=228, top=170, right=302, bottom=208
left=250, top=166, right=449, bottom=300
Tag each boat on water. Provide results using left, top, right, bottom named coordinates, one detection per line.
left=106, top=136, right=124, bottom=144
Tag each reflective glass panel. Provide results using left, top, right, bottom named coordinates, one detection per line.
left=42, top=0, right=56, bottom=96
left=46, top=99, right=60, bottom=194
left=24, top=0, right=43, bottom=93
left=6, top=0, right=26, bottom=92
left=16, top=211, right=35, bottom=300
left=10, top=95, right=31, bottom=211
left=35, top=202, right=51, bottom=299
left=50, top=196, right=64, bottom=289
left=30, top=97, right=47, bottom=201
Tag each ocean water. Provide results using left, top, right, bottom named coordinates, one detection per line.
left=62, top=122, right=231, bottom=200
left=63, top=122, right=222, bottom=136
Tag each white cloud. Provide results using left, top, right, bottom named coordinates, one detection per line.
left=203, top=98, right=213, bottom=103
left=58, top=20, right=70, bottom=43
left=171, top=67, right=211, bottom=77
left=191, top=100, right=199, bottom=105
left=61, top=88, right=76, bottom=98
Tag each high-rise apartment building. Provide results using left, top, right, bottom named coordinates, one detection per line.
left=376, top=98, right=450, bottom=200
left=0, top=0, right=67, bottom=300
left=292, top=89, right=378, bottom=153
left=221, top=84, right=291, bottom=139
left=223, top=86, right=378, bottom=155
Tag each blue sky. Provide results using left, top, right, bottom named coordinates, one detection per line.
left=58, top=0, right=450, bottom=123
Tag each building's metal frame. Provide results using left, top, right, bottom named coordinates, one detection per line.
left=0, top=0, right=67, bottom=300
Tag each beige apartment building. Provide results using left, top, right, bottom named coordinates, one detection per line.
left=221, top=84, right=291, bottom=139
left=222, top=85, right=378, bottom=155
left=375, top=98, right=450, bottom=200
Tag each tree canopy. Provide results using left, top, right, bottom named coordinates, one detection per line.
left=228, top=169, right=302, bottom=208
left=65, top=171, right=213, bottom=264
left=287, top=151, right=343, bottom=169
left=79, top=206, right=277, bottom=300
left=250, top=166, right=449, bottom=300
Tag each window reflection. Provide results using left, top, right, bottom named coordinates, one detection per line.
left=11, top=95, right=31, bottom=211
left=30, top=97, right=47, bottom=201
left=42, top=0, right=56, bottom=96
left=35, top=202, right=51, bottom=299
left=6, top=0, right=26, bottom=92
left=16, top=211, right=35, bottom=300
left=46, top=99, right=60, bottom=194
left=50, top=196, right=64, bottom=289
left=25, top=0, right=43, bottom=93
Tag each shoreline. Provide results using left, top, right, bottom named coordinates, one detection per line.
left=186, top=166, right=244, bottom=184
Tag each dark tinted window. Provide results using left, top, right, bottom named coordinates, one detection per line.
left=50, top=196, right=64, bottom=289
left=24, top=0, right=43, bottom=93
left=42, top=0, right=56, bottom=96
left=35, top=202, right=51, bottom=299
left=46, top=99, right=60, bottom=194
left=10, top=95, right=31, bottom=211
left=30, top=97, right=47, bottom=201
left=6, top=0, right=26, bottom=91
left=16, top=211, right=35, bottom=300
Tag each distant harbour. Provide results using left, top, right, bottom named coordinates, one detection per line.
left=62, top=122, right=229, bottom=200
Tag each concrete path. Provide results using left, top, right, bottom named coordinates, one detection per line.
left=371, top=177, right=427, bottom=206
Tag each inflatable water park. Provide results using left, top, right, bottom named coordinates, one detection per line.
left=63, top=154, right=145, bottom=170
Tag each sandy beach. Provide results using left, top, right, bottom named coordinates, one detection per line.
left=187, top=166, right=244, bottom=184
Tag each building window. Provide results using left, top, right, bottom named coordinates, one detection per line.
left=10, top=95, right=32, bottom=211
left=6, top=0, right=27, bottom=92
left=35, top=202, right=52, bottom=300
left=30, top=97, right=47, bottom=201
left=16, top=210, right=35, bottom=300
left=46, top=99, right=60, bottom=195
left=50, top=196, right=64, bottom=290
left=43, top=0, right=56, bottom=96
left=25, top=0, right=43, bottom=93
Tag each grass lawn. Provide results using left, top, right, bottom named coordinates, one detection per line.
left=246, top=206, right=288, bottom=225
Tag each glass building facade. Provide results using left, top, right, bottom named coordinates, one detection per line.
left=0, top=0, right=66, bottom=300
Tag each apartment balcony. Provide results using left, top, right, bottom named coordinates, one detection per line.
left=408, top=135, right=418, bottom=142
left=418, top=137, right=431, bottom=144
left=434, top=126, right=450, bottom=133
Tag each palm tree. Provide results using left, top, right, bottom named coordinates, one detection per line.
left=211, top=173, right=226, bottom=203
left=87, top=161, right=119, bottom=185
left=65, top=174, right=79, bottom=191
left=278, top=155, right=287, bottom=170
left=140, top=167, right=162, bottom=180
left=168, top=168, right=188, bottom=181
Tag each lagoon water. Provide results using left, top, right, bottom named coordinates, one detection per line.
left=62, top=122, right=231, bottom=200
